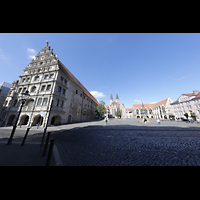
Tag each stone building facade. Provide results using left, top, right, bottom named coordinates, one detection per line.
left=1, top=42, right=99, bottom=127
left=132, top=97, right=173, bottom=119
left=0, top=82, right=12, bottom=126
left=170, top=90, right=200, bottom=120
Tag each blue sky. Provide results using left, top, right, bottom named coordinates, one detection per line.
left=0, top=33, right=200, bottom=108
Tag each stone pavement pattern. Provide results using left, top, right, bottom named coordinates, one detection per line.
left=0, top=142, right=56, bottom=166
left=53, top=127, right=200, bottom=166
left=0, top=118, right=200, bottom=166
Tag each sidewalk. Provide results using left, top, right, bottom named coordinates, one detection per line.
left=0, top=141, right=56, bottom=166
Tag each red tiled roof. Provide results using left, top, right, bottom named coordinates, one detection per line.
left=170, top=100, right=178, bottom=105
left=183, top=90, right=200, bottom=96
left=58, top=60, right=99, bottom=105
left=126, top=108, right=132, bottom=111
left=111, top=102, right=118, bottom=106
left=132, top=99, right=168, bottom=109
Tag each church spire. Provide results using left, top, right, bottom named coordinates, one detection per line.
left=116, top=93, right=119, bottom=103
left=110, top=93, right=113, bottom=105
left=110, top=93, right=113, bottom=100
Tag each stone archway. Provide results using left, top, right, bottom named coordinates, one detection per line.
left=7, top=114, right=16, bottom=126
left=32, top=114, right=43, bottom=126
left=51, top=115, right=61, bottom=126
left=19, top=115, right=29, bottom=125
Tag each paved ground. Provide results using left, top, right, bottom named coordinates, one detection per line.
left=0, top=118, right=200, bottom=166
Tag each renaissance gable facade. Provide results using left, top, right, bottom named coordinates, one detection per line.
left=1, top=42, right=99, bottom=127
left=132, top=97, right=173, bottom=119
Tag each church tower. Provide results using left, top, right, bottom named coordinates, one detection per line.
left=116, top=93, right=119, bottom=104
left=110, top=93, right=113, bottom=105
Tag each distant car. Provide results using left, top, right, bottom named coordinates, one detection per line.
left=181, top=118, right=189, bottom=121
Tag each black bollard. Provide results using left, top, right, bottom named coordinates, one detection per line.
left=42, top=132, right=51, bottom=157
left=21, top=127, right=30, bottom=146
left=46, top=139, right=55, bottom=166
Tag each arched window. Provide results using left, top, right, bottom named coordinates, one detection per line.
left=30, top=86, right=36, bottom=93
left=34, top=76, right=39, bottom=81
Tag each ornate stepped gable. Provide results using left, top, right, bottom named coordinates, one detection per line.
left=23, top=42, right=98, bottom=105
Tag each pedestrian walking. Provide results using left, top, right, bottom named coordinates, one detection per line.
left=157, top=118, right=160, bottom=125
left=105, top=116, right=109, bottom=125
left=144, top=118, right=147, bottom=125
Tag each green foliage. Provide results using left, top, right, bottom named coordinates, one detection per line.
left=97, top=100, right=106, bottom=116
left=169, top=115, right=175, bottom=118
left=115, top=108, right=121, bottom=118
left=184, top=113, right=197, bottom=118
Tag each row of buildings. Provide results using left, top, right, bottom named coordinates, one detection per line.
left=0, top=41, right=200, bottom=127
left=105, top=91, right=200, bottom=120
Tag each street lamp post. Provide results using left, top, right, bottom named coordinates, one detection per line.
left=7, top=90, right=30, bottom=145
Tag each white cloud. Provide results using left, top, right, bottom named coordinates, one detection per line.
left=178, top=76, right=185, bottom=81
left=0, top=49, right=8, bottom=60
left=27, top=48, right=37, bottom=60
left=90, top=91, right=105, bottom=98
left=133, top=99, right=142, bottom=103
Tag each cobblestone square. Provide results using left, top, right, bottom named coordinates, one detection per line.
left=0, top=118, right=200, bottom=166
left=51, top=119, right=200, bottom=166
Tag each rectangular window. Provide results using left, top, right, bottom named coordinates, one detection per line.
left=22, top=78, right=26, bottom=82
left=77, top=107, right=81, bottom=115
left=50, top=74, right=54, bottom=78
left=61, top=76, right=63, bottom=81
left=13, top=99, right=18, bottom=107
left=56, top=99, right=59, bottom=106
left=76, top=90, right=78, bottom=94
left=62, top=88, right=65, bottom=94
left=59, top=100, right=64, bottom=107
left=41, top=85, right=46, bottom=91
left=58, top=86, right=61, bottom=92
left=27, top=78, right=30, bottom=82
left=46, top=85, right=51, bottom=91
left=4, top=100, right=8, bottom=106
left=37, top=98, right=42, bottom=106
left=42, top=98, right=48, bottom=106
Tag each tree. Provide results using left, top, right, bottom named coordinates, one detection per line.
left=96, top=100, right=106, bottom=117
left=184, top=112, right=197, bottom=119
left=169, top=114, right=175, bottom=119
left=115, top=108, right=121, bottom=118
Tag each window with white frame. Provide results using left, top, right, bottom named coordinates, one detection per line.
left=31, top=86, right=36, bottom=93
left=37, top=98, right=42, bottom=106
left=41, top=85, right=45, bottom=91
left=44, top=75, right=49, bottom=79
left=34, top=76, right=39, bottom=81
left=42, top=98, right=48, bottom=106
left=46, top=85, right=51, bottom=91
